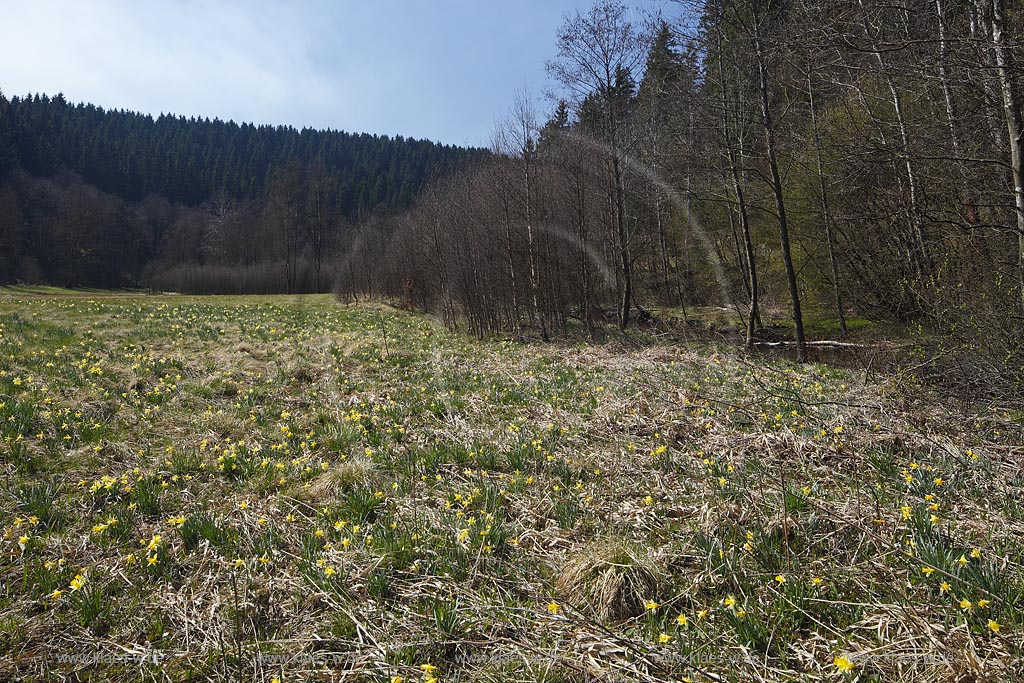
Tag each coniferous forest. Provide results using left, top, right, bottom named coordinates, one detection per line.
left=0, top=91, right=479, bottom=292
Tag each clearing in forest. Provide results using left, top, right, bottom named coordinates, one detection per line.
left=0, top=292, right=1021, bottom=682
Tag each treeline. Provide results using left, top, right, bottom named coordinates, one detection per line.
left=0, top=91, right=481, bottom=290
left=339, top=0, right=1024, bottom=392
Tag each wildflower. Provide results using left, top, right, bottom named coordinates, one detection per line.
left=921, top=566, right=935, bottom=576
left=324, top=566, right=336, bottom=577
left=658, top=632, right=672, bottom=643
left=774, top=574, right=786, bottom=585
left=960, top=599, right=973, bottom=611
left=232, top=558, right=244, bottom=569
left=676, top=614, right=688, bottom=627
left=50, top=589, right=62, bottom=599
left=17, top=534, right=29, bottom=551
left=645, top=600, right=659, bottom=611
left=69, top=573, right=87, bottom=591
left=971, top=548, right=982, bottom=559
left=833, top=655, right=855, bottom=672
left=958, top=554, right=968, bottom=567
left=977, top=599, right=990, bottom=608
left=147, top=555, right=158, bottom=566
left=723, top=596, right=737, bottom=608
left=547, top=601, right=560, bottom=614
left=988, top=619, right=1000, bottom=633
left=811, top=577, right=823, bottom=586
left=420, top=663, right=437, bottom=674
left=940, top=581, right=951, bottom=593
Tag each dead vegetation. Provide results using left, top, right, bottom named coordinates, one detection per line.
left=0, top=293, right=1021, bottom=682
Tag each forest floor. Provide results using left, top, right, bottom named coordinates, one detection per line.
left=0, top=292, right=1021, bottom=682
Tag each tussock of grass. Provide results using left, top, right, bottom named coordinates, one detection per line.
left=556, top=539, right=663, bottom=622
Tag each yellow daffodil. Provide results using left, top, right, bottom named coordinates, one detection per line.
left=833, top=655, right=854, bottom=672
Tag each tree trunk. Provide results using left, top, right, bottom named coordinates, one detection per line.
left=716, top=16, right=759, bottom=350
left=753, top=19, right=806, bottom=362
left=992, top=0, right=1024, bottom=314
left=859, top=0, right=931, bottom=276
left=501, top=191, right=521, bottom=334
left=524, top=146, right=547, bottom=340
left=808, top=71, right=847, bottom=336
left=612, top=152, right=631, bottom=331
left=935, top=0, right=963, bottom=165
left=605, top=62, right=632, bottom=332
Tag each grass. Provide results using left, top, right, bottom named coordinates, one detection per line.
left=0, top=291, right=1021, bottom=682
left=0, top=284, right=149, bottom=297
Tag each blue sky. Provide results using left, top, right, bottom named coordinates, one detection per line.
left=1, top=0, right=679, bottom=147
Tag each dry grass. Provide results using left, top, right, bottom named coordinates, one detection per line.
left=0, top=293, right=1021, bottom=682
left=556, top=539, right=663, bottom=622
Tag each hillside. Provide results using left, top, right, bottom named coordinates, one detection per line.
left=1, top=92, right=475, bottom=211
left=0, top=91, right=482, bottom=291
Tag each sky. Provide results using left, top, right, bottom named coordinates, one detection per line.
left=1, top=0, right=678, bottom=148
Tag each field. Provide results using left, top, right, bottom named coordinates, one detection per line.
left=0, top=291, right=1021, bottom=682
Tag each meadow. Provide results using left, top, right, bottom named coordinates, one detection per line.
left=0, top=291, right=1021, bottom=682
